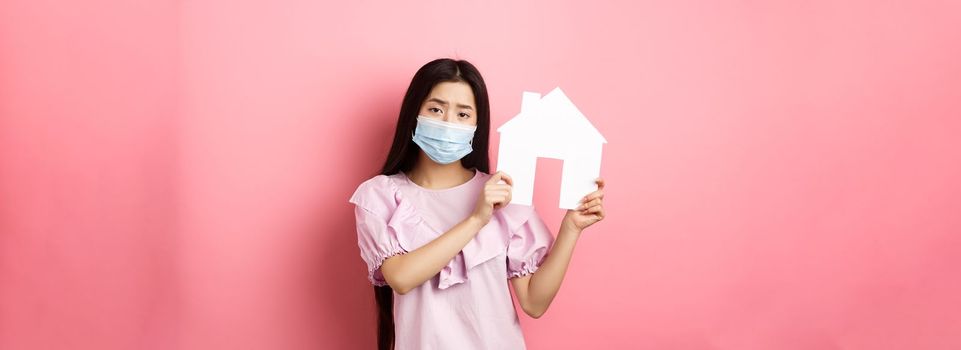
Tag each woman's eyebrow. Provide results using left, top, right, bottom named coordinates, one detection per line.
left=426, top=97, right=448, bottom=105
left=427, top=97, right=473, bottom=110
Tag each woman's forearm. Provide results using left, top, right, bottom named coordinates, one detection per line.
left=523, top=224, right=581, bottom=317
left=514, top=178, right=605, bottom=318
left=380, top=215, right=487, bottom=294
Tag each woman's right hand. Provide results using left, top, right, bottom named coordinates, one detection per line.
left=470, top=171, right=513, bottom=225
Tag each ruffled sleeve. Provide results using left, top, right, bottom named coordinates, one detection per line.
left=502, top=205, right=555, bottom=279
left=348, top=175, right=416, bottom=286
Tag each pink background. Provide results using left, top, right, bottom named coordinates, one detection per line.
left=2, top=0, right=960, bottom=349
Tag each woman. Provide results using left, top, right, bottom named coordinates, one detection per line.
left=348, top=58, right=606, bottom=350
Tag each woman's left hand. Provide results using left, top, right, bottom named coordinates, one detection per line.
left=562, top=178, right=606, bottom=232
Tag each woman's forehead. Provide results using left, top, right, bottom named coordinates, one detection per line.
left=426, top=82, right=475, bottom=107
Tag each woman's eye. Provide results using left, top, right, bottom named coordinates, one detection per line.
left=459, top=112, right=471, bottom=118
left=428, top=107, right=442, bottom=114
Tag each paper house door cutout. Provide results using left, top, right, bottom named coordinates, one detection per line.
left=496, top=87, right=607, bottom=209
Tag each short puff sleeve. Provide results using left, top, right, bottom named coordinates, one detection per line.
left=504, top=206, right=555, bottom=278
left=348, top=175, right=417, bottom=286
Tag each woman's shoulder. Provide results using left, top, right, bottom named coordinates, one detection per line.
left=348, top=173, right=405, bottom=211
left=474, top=169, right=492, bottom=180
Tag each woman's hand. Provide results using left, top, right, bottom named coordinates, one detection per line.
left=562, top=177, right=606, bottom=232
left=470, top=171, right=513, bottom=225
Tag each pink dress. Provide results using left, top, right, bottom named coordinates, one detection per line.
left=348, top=169, right=555, bottom=350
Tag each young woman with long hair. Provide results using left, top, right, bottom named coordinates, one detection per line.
left=348, top=58, right=606, bottom=349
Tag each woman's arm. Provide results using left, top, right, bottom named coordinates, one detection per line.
left=510, top=224, right=581, bottom=318
left=511, top=178, right=606, bottom=318
left=380, top=172, right=514, bottom=294
left=380, top=215, right=485, bottom=294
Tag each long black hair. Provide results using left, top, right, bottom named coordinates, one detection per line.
left=374, top=58, right=491, bottom=349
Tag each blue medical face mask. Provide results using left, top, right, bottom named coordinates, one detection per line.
left=411, top=115, right=477, bottom=165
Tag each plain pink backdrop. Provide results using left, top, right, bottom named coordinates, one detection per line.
left=2, top=0, right=960, bottom=349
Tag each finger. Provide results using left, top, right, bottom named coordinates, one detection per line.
left=488, top=184, right=512, bottom=192
left=487, top=196, right=508, bottom=205
left=500, top=172, right=513, bottom=186
left=581, top=212, right=603, bottom=226
left=582, top=205, right=603, bottom=215
left=492, top=195, right=510, bottom=208
left=488, top=189, right=511, bottom=197
left=595, top=177, right=605, bottom=191
left=495, top=189, right=512, bottom=201
left=577, top=198, right=602, bottom=211
left=490, top=171, right=514, bottom=186
left=488, top=189, right=510, bottom=198
left=488, top=171, right=506, bottom=185
left=576, top=199, right=588, bottom=210
left=581, top=190, right=604, bottom=203
left=488, top=192, right=510, bottom=202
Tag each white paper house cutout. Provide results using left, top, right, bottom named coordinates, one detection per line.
left=496, top=87, right=606, bottom=209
